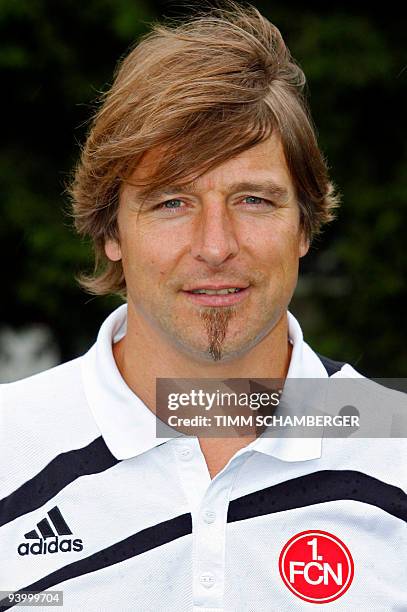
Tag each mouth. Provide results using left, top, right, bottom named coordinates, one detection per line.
left=181, top=285, right=251, bottom=306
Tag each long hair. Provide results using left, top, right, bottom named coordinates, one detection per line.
left=68, top=2, right=340, bottom=298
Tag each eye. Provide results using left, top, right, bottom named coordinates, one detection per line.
left=158, top=198, right=184, bottom=211
left=242, top=196, right=273, bottom=206
left=164, top=199, right=183, bottom=208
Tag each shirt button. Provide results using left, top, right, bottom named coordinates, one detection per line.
left=177, top=447, right=192, bottom=461
left=200, top=572, right=215, bottom=588
left=203, top=509, right=216, bottom=524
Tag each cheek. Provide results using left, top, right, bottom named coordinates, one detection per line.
left=121, top=230, right=180, bottom=282
left=248, top=228, right=301, bottom=266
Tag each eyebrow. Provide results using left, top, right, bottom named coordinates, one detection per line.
left=138, top=180, right=291, bottom=205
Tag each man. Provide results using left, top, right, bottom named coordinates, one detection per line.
left=0, top=4, right=405, bottom=611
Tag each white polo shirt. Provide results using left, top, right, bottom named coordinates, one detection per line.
left=0, top=304, right=406, bottom=611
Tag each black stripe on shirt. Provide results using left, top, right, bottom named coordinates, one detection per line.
left=0, top=437, right=119, bottom=527
left=316, top=353, right=346, bottom=375
left=0, top=513, right=192, bottom=610
left=227, top=469, right=407, bottom=524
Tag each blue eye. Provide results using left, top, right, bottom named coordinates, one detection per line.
left=163, top=199, right=183, bottom=209
left=243, top=196, right=268, bottom=205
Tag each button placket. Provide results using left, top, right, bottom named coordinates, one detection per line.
left=172, top=438, right=212, bottom=514
left=192, top=452, right=252, bottom=609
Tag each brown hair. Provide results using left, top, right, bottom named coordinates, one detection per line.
left=69, top=1, right=341, bottom=298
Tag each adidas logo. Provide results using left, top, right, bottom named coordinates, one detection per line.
left=18, top=506, right=83, bottom=556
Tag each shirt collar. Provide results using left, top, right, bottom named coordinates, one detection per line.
left=80, top=304, right=182, bottom=460
left=250, top=311, right=327, bottom=462
left=81, top=304, right=328, bottom=462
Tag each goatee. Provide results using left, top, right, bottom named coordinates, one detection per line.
left=199, top=306, right=236, bottom=361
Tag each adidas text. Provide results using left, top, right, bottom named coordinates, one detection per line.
left=18, top=537, right=83, bottom=556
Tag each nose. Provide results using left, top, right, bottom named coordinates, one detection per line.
left=190, top=200, right=239, bottom=266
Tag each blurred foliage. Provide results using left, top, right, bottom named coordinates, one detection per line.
left=0, top=0, right=406, bottom=374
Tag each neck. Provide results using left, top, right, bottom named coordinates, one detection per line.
left=112, top=304, right=292, bottom=413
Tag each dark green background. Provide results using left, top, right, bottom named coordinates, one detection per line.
left=1, top=0, right=406, bottom=376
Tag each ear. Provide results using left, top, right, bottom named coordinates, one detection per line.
left=104, top=238, right=122, bottom=262
left=299, top=230, right=310, bottom=258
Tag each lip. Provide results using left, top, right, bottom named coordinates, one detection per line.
left=181, top=286, right=251, bottom=306
left=183, top=283, right=249, bottom=291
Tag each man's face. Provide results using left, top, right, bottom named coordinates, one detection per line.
left=105, top=132, right=309, bottom=362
